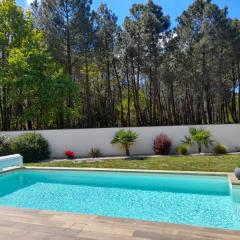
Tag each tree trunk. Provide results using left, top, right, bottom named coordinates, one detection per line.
left=113, top=59, right=124, bottom=126
left=125, top=145, right=130, bottom=156
left=198, top=145, right=202, bottom=153
left=85, top=52, right=91, bottom=127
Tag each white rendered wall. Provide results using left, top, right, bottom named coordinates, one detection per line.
left=0, top=154, right=23, bottom=170
left=3, top=124, right=240, bottom=158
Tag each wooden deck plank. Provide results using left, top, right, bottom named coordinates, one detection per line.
left=0, top=207, right=239, bottom=240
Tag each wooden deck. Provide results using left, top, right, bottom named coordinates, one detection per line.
left=0, top=207, right=239, bottom=240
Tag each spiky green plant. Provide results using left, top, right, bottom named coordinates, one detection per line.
left=183, top=128, right=214, bottom=154
left=111, top=129, right=138, bottom=156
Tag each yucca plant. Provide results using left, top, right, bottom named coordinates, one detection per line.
left=111, top=129, right=138, bottom=156
left=89, top=148, right=102, bottom=158
left=183, top=128, right=214, bottom=153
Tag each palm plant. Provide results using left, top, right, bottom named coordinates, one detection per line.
left=183, top=128, right=214, bottom=154
left=111, top=129, right=138, bottom=156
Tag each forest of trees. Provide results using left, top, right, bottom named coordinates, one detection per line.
left=0, top=0, right=240, bottom=130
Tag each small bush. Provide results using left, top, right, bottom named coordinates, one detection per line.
left=213, top=144, right=228, bottom=154
left=65, top=150, right=76, bottom=159
left=12, top=133, right=50, bottom=163
left=176, top=144, right=189, bottom=155
left=234, top=146, right=240, bottom=152
left=89, top=148, right=101, bottom=158
left=153, top=133, right=172, bottom=155
left=0, top=134, right=12, bottom=156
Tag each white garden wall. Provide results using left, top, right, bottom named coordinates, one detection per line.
left=0, top=154, right=23, bottom=170
left=3, top=124, right=240, bottom=158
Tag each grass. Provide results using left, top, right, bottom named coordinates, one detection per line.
left=25, top=154, right=240, bottom=172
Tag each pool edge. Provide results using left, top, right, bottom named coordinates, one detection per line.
left=24, top=166, right=240, bottom=185
left=1, top=166, right=240, bottom=185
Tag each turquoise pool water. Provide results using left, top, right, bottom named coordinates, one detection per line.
left=0, top=169, right=240, bottom=230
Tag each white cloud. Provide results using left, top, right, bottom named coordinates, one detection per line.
left=26, top=0, right=34, bottom=5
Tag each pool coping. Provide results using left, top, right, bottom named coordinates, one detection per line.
left=2, top=166, right=239, bottom=185
left=0, top=206, right=239, bottom=240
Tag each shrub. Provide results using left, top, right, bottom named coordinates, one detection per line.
left=213, top=144, right=228, bottom=154
left=65, top=150, right=76, bottom=159
left=12, top=133, right=50, bottom=163
left=0, top=134, right=12, bottom=156
left=89, top=148, right=101, bottom=158
left=183, top=128, right=214, bottom=153
left=235, top=146, right=240, bottom=152
left=153, top=133, right=172, bottom=155
left=176, top=144, right=189, bottom=155
left=111, top=129, right=138, bottom=156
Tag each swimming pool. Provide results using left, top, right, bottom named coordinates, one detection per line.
left=0, top=169, right=240, bottom=230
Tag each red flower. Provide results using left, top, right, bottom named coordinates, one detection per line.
left=65, top=150, right=76, bottom=159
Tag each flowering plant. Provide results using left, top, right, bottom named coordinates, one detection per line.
left=64, top=150, right=76, bottom=159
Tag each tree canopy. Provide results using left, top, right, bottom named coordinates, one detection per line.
left=0, top=0, right=239, bottom=130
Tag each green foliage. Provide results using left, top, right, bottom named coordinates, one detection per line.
left=8, top=26, right=78, bottom=128
left=0, top=134, right=12, bottom=156
left=176, top=144, right=189, bottom=156
left=89, top=148, right=102, bottom=158
left=0, top=0, right=79, bottom=130
left=0, top=0, right=240, bottom=130
left=213, top=143, right=228, bottom=155
left=183, top=128, right=214, bottom=153
left=12, top=133, right=50, bottom=163
left=111, top=129, right=138, bottom=156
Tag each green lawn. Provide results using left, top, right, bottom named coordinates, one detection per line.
left=25, top=155, right=240, bottom=172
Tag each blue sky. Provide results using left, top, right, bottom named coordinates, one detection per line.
left=17, top=0, right=240, bottom=27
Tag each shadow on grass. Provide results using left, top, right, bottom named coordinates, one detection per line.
left=126, top=156, right=147, bottom=161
